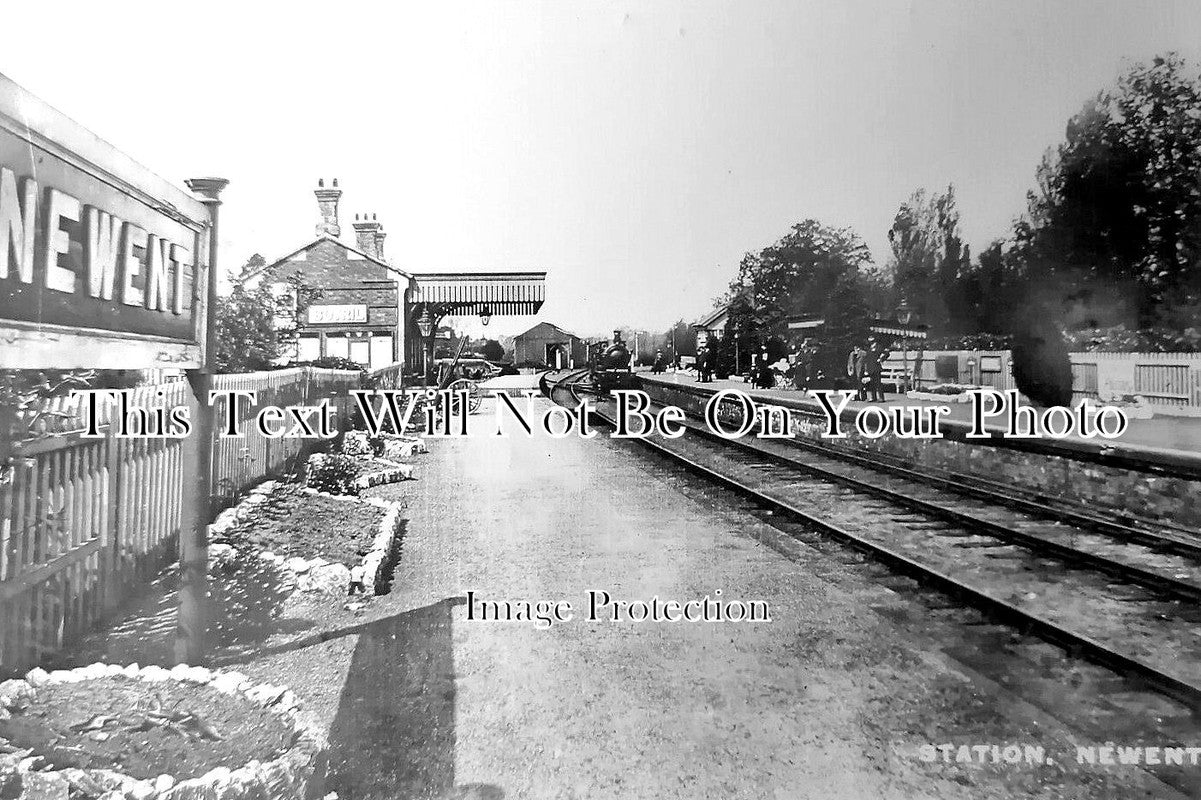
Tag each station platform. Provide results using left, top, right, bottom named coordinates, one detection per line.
left=479, top=372, right=544, bottom=396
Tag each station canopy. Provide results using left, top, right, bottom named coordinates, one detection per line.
left=869, top=318, right=929, bottom=339
left=411, top=271, right=546, bottom=317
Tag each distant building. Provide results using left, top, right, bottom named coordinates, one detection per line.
left=513, top=322, right=587, bottom=369
left=693, top=304, right=732, bottom=350
left=241, top=179, right=546, bottom=374
left=242, top=180, right=410, bottom=371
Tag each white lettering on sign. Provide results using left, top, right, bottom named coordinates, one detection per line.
left=307, top=304, right=368, bottom=324
left=0, top=166, right=194, bottom=314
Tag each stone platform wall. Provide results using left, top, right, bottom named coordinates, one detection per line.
left=639, top=378, right=1201, bottom=530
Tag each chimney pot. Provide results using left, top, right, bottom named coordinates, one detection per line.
left=314, top=178, right=343, bottom=238
left=352, top=213, right=383, bottom=259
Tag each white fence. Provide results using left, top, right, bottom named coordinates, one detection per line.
left=0, top=367, right=360, bottom=674
left=890, top=350, right=1201, bottom=414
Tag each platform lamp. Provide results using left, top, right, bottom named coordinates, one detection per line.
left=479, top=306, right=492, bottom=327
left=417, top=308, right=434, bottom=385
left=896, top=299, right=914, bottom=393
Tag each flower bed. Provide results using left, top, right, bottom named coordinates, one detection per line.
left=305, top=453, right=413, bottom=495
left=213, top=481, right=404, bottom=597
left=0, top=664, right=324, bottom=800
left=217, top=485, right=385, bottom=568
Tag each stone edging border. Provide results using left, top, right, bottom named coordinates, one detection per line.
left=305, top=452, right=415, bottom=492
left=350, top=456, right=413, bottom=491
left=0, top=663, right=325, bottom=800
left=212, top=480, right=403, bottom=597
left=297, top=490, right=403, bottom=596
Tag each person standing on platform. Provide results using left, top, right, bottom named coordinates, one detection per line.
left=652, top=349, right=666, bottom=374
left=753, top=346, right=772, bottom=389
left=865, top=338, right=888, bottom=402
left=792, top=340, right=814, bottom=391
left=847, top=343, right=867, bottom=400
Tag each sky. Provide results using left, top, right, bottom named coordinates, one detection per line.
left=5, top=1, right=1201, bottom=339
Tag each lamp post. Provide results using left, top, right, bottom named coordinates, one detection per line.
left=734, top=332, right=741, bottom=378
left=417, top=308, right=434, bottom=385
left=896, top=299, right=913, bottom=393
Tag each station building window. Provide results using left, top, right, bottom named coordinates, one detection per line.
left=325, top=334, right=349, bottom=360
left=349, top=337, right=370, bottom=366
left=298, top=335, right=320, bottom=362
left=370, top=335, right=393, bottom=370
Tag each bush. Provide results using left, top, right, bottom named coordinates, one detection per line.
left=290, top=356, right=366, bottom=372
left=1062, top=325, right=1201, bottom=353
left=306, top=453, right=361, bottom=496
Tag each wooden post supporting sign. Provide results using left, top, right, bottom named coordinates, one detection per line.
left=176, top=178, right=227, bottom=666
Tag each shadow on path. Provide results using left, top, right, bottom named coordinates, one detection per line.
left=324, top=597, right=502, bottom=800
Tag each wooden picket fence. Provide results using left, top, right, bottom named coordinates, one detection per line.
left=898, top=350, right=1201, bottom=414
left=0, top=366, right=360, bottom=675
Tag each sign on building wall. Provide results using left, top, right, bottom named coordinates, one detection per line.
left=306, top=304, right=368, bottom=324
left=0, top=73, right=211, bottom=369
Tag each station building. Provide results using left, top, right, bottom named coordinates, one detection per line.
left=243, top=179, right=545, bottom=372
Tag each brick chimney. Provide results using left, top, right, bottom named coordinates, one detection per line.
left=373, top=221, right=387, bottom=262
left=352, top=213, right=382, bottom=259
left=314, top=178, right=342, bottom=238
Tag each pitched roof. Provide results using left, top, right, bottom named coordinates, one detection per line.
left=514, top=321, right=580, bottom=340
left=696, top=304, right=730, bottom=329
left=242, top=235, right=413, bottom=283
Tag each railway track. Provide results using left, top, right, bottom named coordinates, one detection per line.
left=541, top=370, right=1201, bottom=718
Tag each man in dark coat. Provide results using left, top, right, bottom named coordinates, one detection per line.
left=651, top=349, right=666, bottom=374
left=864, top=338, right=888, bottom=402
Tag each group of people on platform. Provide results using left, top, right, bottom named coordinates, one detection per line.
left=679, top=336, right=912, bottom=402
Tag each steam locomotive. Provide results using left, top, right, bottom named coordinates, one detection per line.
left=589, top=331, right=639, bottom=393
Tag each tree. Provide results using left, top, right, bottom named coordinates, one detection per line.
left=1017, top=53, right=1201, bottom=329
left=662, top=320, right=696, bottom=359
left=730, top=219, right=875, bottom=381
left=214, top=256, right=315, bottom=373
left=885, top=186, right=972, bottom=333
left=479, top=339, right=505, bottom=361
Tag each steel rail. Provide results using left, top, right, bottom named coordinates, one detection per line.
left=655, top=408, right=1201, bottom=604
left=779, top=428, right=1201, bottom=557
left=543, top=373, right=1201, bottom=710
left=612, top=387, right=1201, bottom=597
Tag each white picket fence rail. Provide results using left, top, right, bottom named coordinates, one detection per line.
left=887, top=350, right=1201, bottom=414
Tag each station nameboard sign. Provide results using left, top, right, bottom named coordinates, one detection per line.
left=306, top=304, right=368, bottom=325
left=0, top=73, right=210, bottom=369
